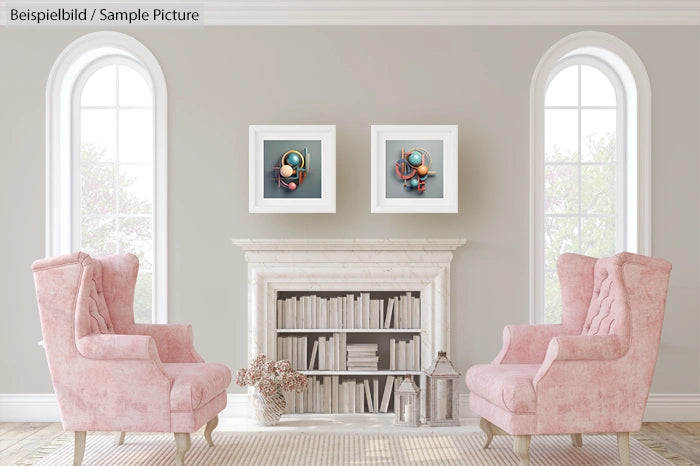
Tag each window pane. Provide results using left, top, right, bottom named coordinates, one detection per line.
left=544, top=216, right=579, bottom=270
left=81, top=109, right=116, bottom=161
left=545, top=165, right=579, bottom=214
left=119, top=217, right=153, bottom=269
left=119, top=65, right=152, bottom=107
left=119, top=109, right=153, bottom=164
left=80, top=156, right=115, bottom=216
left=581, top=109, right=616, bottom=162
left=544, top=271, right=562, bottom=324
left=545, top=65, right=578, bottom=107
left=581, top=65, right=616, bottom=107
left=81, top=65, right=116, bottom=107
left=545, top=109, right=578, bottom=162
left=134, top=271, right=152, bottom=324
left=119, top=165, right=153, bottom=215
left=581, top=165, right=616, bottom=215
left=581, top=216, right=616, bottom=258
left=81, top=216, right=117, bottom=257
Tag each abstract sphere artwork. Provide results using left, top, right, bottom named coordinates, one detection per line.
left=394, top=147, right=436, bottom=193
left=273, top=148, right=310, bottom=191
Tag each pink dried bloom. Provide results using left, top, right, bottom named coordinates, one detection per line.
left=234, top=368, right=248, bottom=387
left=236, top=354, right=308, bottom=395
left=276, top=359, right=292, bottom=373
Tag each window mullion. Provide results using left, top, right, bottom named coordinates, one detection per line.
left=577, top=64, right=582, bottom=255
left=115, top=64, right=121, bottom=254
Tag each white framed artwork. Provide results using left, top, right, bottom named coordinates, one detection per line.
left=371, top=125, right=458, bottom=213
left=249, top=125, right=336, bottom=213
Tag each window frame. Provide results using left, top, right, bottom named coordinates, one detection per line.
left=530, top=31, right=652, bottom=324
left=46, top=31, right=168, bottom=324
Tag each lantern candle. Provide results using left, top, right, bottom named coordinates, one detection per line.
left=394, top=374, right=421, bottom=427
left=404, top=403, right=413, bottom=423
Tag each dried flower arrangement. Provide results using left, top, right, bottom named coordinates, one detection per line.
left=235, top=354, right=308, bottom=397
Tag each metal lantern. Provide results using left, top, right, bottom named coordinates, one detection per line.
left=424, top=350, right=460, bottom=426
left=394, top=374, right=421, bottom=427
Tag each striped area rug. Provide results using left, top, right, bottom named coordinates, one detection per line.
left=34, top=432, right=674, bottom=465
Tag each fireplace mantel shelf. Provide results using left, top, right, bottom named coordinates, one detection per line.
left=232, top=238, right=467, bottom=252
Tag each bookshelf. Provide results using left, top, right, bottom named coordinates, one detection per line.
left=275, top=291, right=422, bottom=415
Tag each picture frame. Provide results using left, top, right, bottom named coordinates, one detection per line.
left=371, top=125, right=458, bottom=213
left=249, top=125, right=336, bottom=213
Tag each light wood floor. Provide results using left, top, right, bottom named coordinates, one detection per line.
left=0, top=422, right=698, bottom=465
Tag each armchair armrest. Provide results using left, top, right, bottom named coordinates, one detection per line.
left=544, top=334, right=626, bottom=362
left=132, top=323, right=204, bottom=363
left=493, top=324, right=566, bottom=364
left=76, top=334, right=161, bottom=361
left=533, top=334, right=627, bottom=387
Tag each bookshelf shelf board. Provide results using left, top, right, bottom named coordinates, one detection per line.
left=300, top=370, right=422, bottom=376
left=276, top=328, right=421, bottom=333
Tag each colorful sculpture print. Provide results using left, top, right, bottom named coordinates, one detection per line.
left=394, top=147, right=436, bottom=193
left=273, top=148, right=310, bottom=191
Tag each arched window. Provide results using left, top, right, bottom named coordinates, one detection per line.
left=531, top=31, right=651, bottom=323
left=46, top=32, right=167, bottom=323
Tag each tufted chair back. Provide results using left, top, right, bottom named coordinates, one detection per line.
left=581, top=254, right=631, bottom=339
left=75, top=254, right=115, bottom=338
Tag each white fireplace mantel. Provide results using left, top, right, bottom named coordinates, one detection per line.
left=232, top=238, right=467, bottom=367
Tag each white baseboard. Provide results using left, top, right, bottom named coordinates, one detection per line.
left=644, top=393, right=700, bottom=422
left=0, top=394, right=62, bottom=422
left=2, top=393, right=699, bottom=423
left=221, top=393, right=250, bottom=418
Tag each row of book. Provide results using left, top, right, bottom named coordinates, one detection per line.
left=389, top=336, right=421, bottom=371
left=277, top=292, right=421, bottom=329
left=284, top=375, right=399, bottom=414
left=277, top=334, right=349, bottom=371
left=277, top=334, right=421, bottom=372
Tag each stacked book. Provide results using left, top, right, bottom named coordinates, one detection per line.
left=346, top=343, right=379, bottom=371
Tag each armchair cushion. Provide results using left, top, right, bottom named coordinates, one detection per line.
left=163, top=362, right=232, bottom=412
left=466, top=364, right=538, bottom=414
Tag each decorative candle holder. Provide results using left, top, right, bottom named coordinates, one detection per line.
left=394, top=374, right=421, bottom=427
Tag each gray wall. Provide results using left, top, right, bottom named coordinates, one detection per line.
left=1, top=26, right=697, bottom=395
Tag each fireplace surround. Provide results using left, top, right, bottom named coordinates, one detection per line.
left=233, top=239, right=466, bottom=374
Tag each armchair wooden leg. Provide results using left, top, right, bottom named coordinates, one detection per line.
left=114, top=432, right=126, bottom=446
left=617, top=432, right=630, bottom=466
left=513, top=435, right=531, bottom=466
left=174, top=432, right=191, bottom=466
left=571, top=433, right=582, bottom=447
left=73, top=431, right=86, bottom=466
left=479, top=417, right=495, bottom=449
left=204, top=415, right=219, bottom=447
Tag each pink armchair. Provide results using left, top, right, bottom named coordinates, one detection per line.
left=32, top=252, right=231, bottom=466
left=466, top=252, right=671, bottom=466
